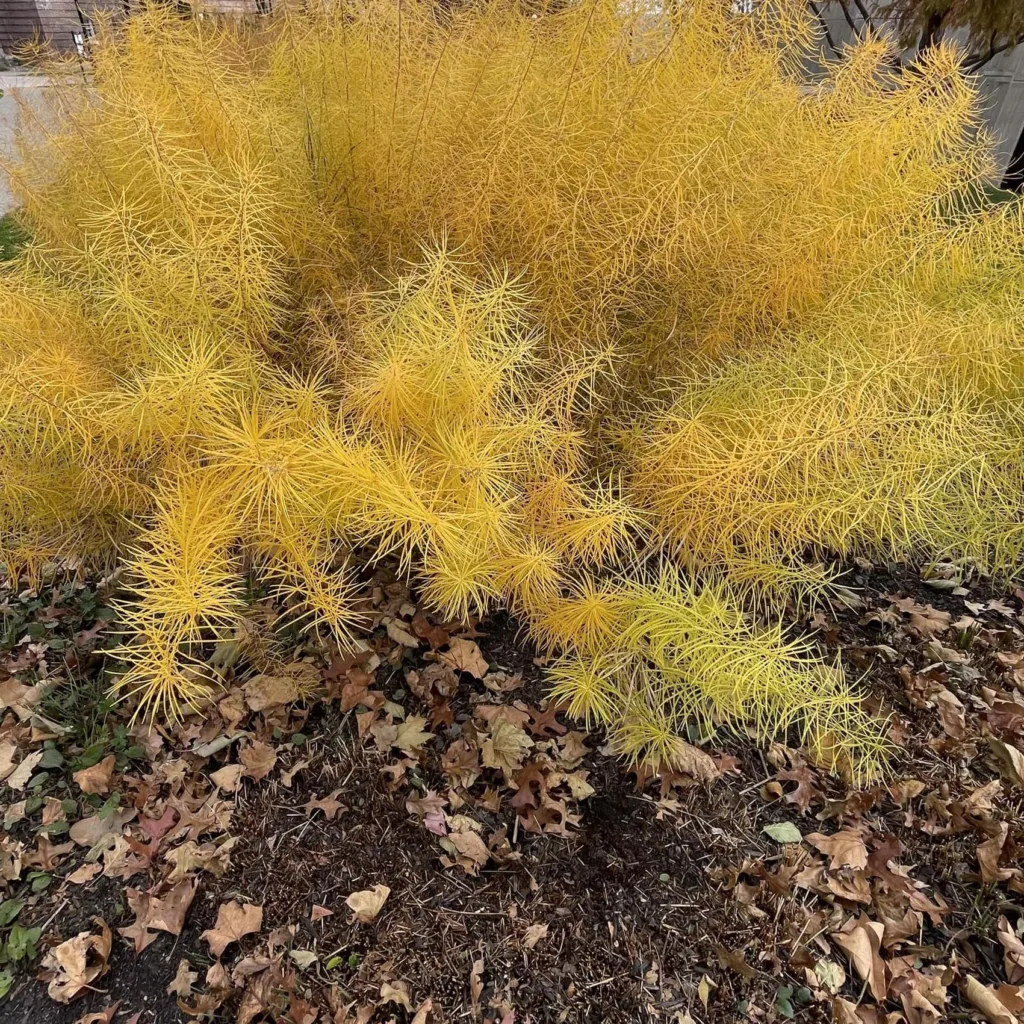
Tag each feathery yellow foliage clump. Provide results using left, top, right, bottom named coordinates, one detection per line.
left=2, top=0, right=1022, bottom=780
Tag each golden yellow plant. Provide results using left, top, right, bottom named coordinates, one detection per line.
left=2, top=0, right=1021, bottom=779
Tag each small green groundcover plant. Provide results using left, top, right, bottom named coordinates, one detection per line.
left=3, top=0, right=1024, bottom=780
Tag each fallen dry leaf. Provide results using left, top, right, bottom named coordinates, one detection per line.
left=989, top=738, right=1024, bottom=790
left=119, top=880, right=197, bottom=954
left=209, top=763, right=244, bottom=793
left=69, top=808, right=136, bottom=848
left=469, top=957, right=485, bottom=1009
left=411, top=998, right=435, bottom=1024
left=302, top=790, right=347, bottom=820
left=72, top=754, right=116, bottom=796
left=386, top=620, right=420, bottom=648
left=523, top=922, right=549, bottom=949
left=380, top=980, right=412, bottom=1010
left=665, top=738, right=719, bottom=782
left=440, top=638, right=489, bottom=679
left=280, top=757, right=310, bottom=787
left=832, top=916, right=888, bottom=1003
left=67, top=862, right=102, bottom=886
left=240, top=740, right=277, bottom=781
left=482, top=719, right=533, bottom=778
left=807, top=830, right=869, bottom=871
left=0, top=742, right=16, bottom=782
left=243, top=662, right=318, bottom=711
left=978, top=823, right=1016, bottom=884
left=71, top=1003, right=121, bottom=1024
left=998, top=916, right=1024, bottom=985
left=887, top=596, right=952, bottom=637
left=202, top=901, right=264, bottom=958
left=346, top=885, right=390, bottom=924
left=964, top=974, right=1017, bottom=1024
left=6, top=749, right=42, bottom=791
left=41, top=917, right=111, bottom=1003
left=167, top=959, right=199, bottom=998
left=394, top=715, right=433, bottom=757
left=163, top=838, right=235, bottom=884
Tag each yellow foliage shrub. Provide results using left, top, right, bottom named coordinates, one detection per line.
left=2, top=0, right=1021, bottom=779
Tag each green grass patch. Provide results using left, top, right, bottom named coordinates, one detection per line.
left=0, top=214, right=28, bottom=261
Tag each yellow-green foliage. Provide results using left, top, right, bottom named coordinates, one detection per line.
left=2, top=0, right=1021, bottom=779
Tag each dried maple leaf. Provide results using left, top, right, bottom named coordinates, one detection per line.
left=471, top=698, right=524, bottom=725
left=482, top=719, right=533, bottom=779
left=407, top=790, right=447, bottom=820
left=167, top=959, right=199, bottom=998
left=963, top=780, right=1002, bottom=818
left=237, top=970, right=287, bottom=1024
left=411, top=613, right=450, bottom=649
left=163, top=837, right=236, bottom=883
left=428, top=697, right=454, bottom=728
left=394, top=715, right=433, bottom=757
left=138, top=806, right=179, bottom=844
left=876, top=895, right=923, bottom=951
left=715, top=944, right=757, bottom=979
left=72, top=754, right=116, bottom=796
left=202, top=901, right=264, bottom=957
left=439, top=638, right=489, bottom=679
left=557, top=731, right=590, bottom=768
left=441, top=738, right=481, bottom=789
left=345, top=885, right=390, bottom=924
left=41, top=917, right=111, bottom=1003
left=340, top=680, right=385, bottom=712
left=243, top=663, right=320, bottom=710
left=302, top=790, right=347, bottom=820
left=482, top=671, right=523, bottom=694
left=119, top=880, right=197, bottom=954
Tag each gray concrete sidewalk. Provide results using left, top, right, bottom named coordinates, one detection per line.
left=0, top=70, right=53, bottom=214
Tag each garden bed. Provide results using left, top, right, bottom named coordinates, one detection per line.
left=3, top=560, right=1024, bottom=1024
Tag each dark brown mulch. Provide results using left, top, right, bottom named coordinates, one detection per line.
left=5, top=561, right=1024, bottom=1024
